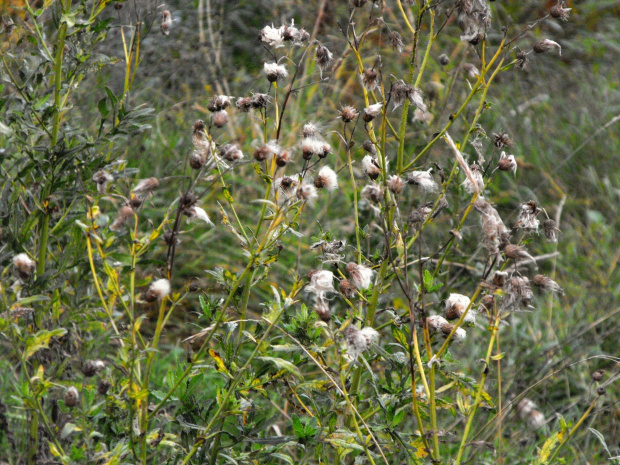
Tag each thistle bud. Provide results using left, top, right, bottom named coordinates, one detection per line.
left=13, top=253, right=36, bottom=280
left=109, top=206, right=134, bottom=232
left=345, top=262, right=374, bottom=290
left=361, top=68, right=380, bottom=92
left=592, top=369, right=605, bottom=382
left=388, top=31, right=404, bottom=53
left=597, top=386, right=606, bottom=396
left=160, top=10, right=172, bottom=36
left=82, top=360, right=105, bottom=377
left=132, top=177, right=159, bottom=195
left=362, top=155, right=381, bottom=180
left=532, top=275, right=564, bottom=294
left=438, top=53, right=450, bottom=66
left=387, top=175, right=405, bottom=195
left=97, top=379, right=111, bottom=395
left=64, top=386, right=79, bottom=408
left=93, top=170, right=114, bottom=194
left=339, top=279, right=356, bottom=299
left=264, top=62, right=288, bottom=83
left=212, top=110, right=229, bottom=128
left=550, top=4, right=571, bottom=21
left=533, top=39, right=562, bottom=56
left=339, top=105, right=359, bottom=123
left=314, top=166, right=338, bottom=191
left=145, top=278, right=171, bottom=302
left=207, top=95, right=233, bottom=112
left=498, top=152, right=517, bottom=175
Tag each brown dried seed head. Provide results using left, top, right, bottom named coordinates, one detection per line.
left=193, top=120, right=205, bottom=134
left=339, top=105, right=359, bottom=123
left=388, top=31, right=404, bottom=53
left=363, top=140, right=376, bottom=155
left=438, top=53, right=450, bottom=66
left=189, top=151, right=205, bottom=169
left=212, top=110, right=229, bottom=128
left=64, top=386, right=79, bottom=408
left=339, top=279, right=356, bottom=299
left=550, top=4, right=571, bottom=21
left=254, top=145, right=270, bottom=161
left=236, top=97, right=252, bottom=112
left=597, top=386, right=606, bottom=396
left=592, top=369, right=605, bottom=382
left=533, top=39, right=562, bottom=55
left=493, top=132, right=512, bottom=149
left=276, top=150, right=291, bottom=167
left=97, top=379, right=111, bottom=395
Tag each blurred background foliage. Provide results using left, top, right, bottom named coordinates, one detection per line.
left=1, top=0, right=619, bottom=463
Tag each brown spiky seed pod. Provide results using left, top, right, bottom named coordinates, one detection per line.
left=550, top=4, right=571, bottom=21
left=236, top=97, right=252, bottom=112
left=276, top=150, right=291, bottom=167
left=64, top=386, right=79, bottom=408
left=479, top=294, right=495, bottom=313
left=82, top=360, right=105, bottom=377
left=254, top=145, right=270, bottom=162
left=493, top=132, right=512, bottom=149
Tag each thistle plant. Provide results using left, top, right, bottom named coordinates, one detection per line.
left=0, top=1, right=617, bottom=465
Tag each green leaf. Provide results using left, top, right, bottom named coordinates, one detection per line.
left=423, top=269, right=443, bottom=292
left=97, top=97, right=109, bottom=119
left=25, top=328, right=67, bottom=359
left=257, top=357, right=301, bottom=379
left=292, top=415, right=305, bottom=439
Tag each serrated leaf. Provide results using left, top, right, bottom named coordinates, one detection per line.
left=25, top=328, right=67, bottom=359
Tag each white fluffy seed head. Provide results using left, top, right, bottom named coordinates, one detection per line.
left=259, top=25, right=285, bottom=48
left=444, top=293, right=475, bottom=325
left=345, top=262, right=374, bottom=290
left=301, top=137, right=325, bottom=158
left=264, top=62, right=288, bottom=82
left=461, top=165, right=484, bottom=194
left=186, top=206, right=213, bottom=226
left=452, top=327, right=467, bottom=343
left=314, top=166, right=338, bottom=191
left=362, top=155, right=381, bottom=180
left=146, top=278, right=171, bottom=302
left=407, top=169, right=438, bottom=192
left=306, top=269, right=335, bottom=294
left=297, top=184, right=318, bottom=203
left=13, top=253, right=36, bottom=279
left=427, top=315, right=449, bottom=333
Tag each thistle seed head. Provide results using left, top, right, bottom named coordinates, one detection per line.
left=345, top=262, right=374, bottom=290
left=314, top=166, right=338, bottom=191
left=145, top=278, right=171, bottom=302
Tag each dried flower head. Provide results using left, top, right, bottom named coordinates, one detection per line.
left=64, top=386, right=80, bottom=408
left=339, top=279, right=357, bottom=299
left=97, top=379, right=111, bottom=395
left=463, top=63, right=480, bottom=78
left=207, top=95, right=233, bottom=112
left=592, top=369, right=605, bottom=382
left=145, top=278, right=171, bottom=302
left=346, top=262, right=374, bottom=290
left=407, top=169, right=438, bottom=192
left=281, top=20, right=309, bottom=44
left=543, top=219, right=560, bottom=243
left=362, top=155, right=382, bottom=180
left=456, top=0, right=492, bottom=44
left=220, top=144, right=244, bottom=162
left=160, top=10, right=172, bottom=36
left=391, top=80, right=426, bottom=112
left=516, top=49, right=529, bottom=69
left=344, top=326, right=379, bottom=359
left=306, top=269, right=335, bottom=294
left=515, top=201, right=541, bottom=232
left=259, top=25, right=285, bottom=48
left=212, top=110, right=229, bottom=128
left=297, top=183, right=318, bottom=203
left=361, top=183, right=383, bottom=204
left=532, top=274, right=564, bottom=294
left=498, top=152, right=517, bottom=175
left=387, top=175, right=405, bottom=195
left=314, top=294, right=331, bottom=322
left=301, top=123, right=319, bottom=138
left=474, top=198, right=510, bottom=259
left=388, top=31, right=404, bottom=53
left=132, top=177, right=159, bottom=194
left=339, top=105, right=359, bottom=123
left=82, top=360, right=105, bottom=377
left=517, top=398, right=546, bottom=430
left=13, top=253, right=36, bottom=280
left=109, top=206, right=134, bottom=232
left=503, top=243, right=536, bottom=265
left=314, top=166, right=338, bottom=191
left=315, top=44, right=333, bottom=71
left=493, top=131, right=512, bottom=149
left=550, top=3, right=571, bottom=21
left=235, top=97, right=253, bottom=112
left=438, top=53, right=450, bottom=66
left=427, top=315, right=449, bottom=333
left=363, top=102, right=383, bottom=122
left=301, top=137, right=325, bottom=160
left=533, top=39, right=562, bottom=55
left=478, top=294, right=495, bottom=313
left=93, top=170, right=114, bottom=194
left=185, top=206, right=213, bottom=225
left=264, top=62, right=288, bottom=82
left=461, top=163, right=484, bottom=194
left=444, top=293, right=475, bottom=325
left=502, top=275, right=534, bottom=311
left=189, top=150, right=205, bottom=169
left=361, top=68, right=380, bottom=92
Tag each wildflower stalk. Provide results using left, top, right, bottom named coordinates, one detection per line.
left=546, top=397, right=599, bottom=464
